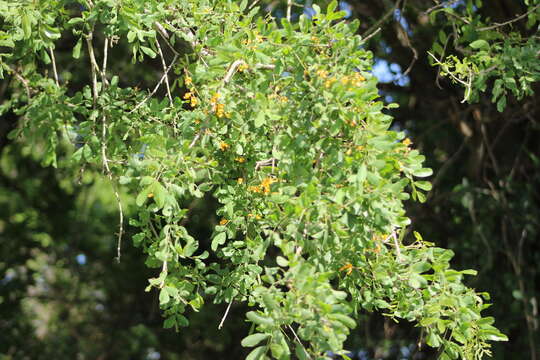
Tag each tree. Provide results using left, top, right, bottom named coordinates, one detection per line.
left=3, top=0, right=533, bottom=359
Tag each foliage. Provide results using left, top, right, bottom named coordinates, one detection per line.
left=0, top=0, right=513, bottom=359
left=428, top=0, right=540, bottom=110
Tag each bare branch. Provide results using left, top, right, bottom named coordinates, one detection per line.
left=102, top=37, right=110, bottom=87
left=218, top=300, right=233, bottom=329
left=155, top=39, right=173, bottom=104
left=86, top=32, right=100, bottom=104
left=287, top=0, right=293, bottom=22
left=223, top=59, right=245, bottom=84
left=49, top=47, right=59, bottom=87
left=362, top=0, right=402, bottom=40
left=479, top=4, right=540, bottom=31
left=130, top=54, right=179, bottom=113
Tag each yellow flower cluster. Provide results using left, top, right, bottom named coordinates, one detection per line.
left=247, top=213, right=262, bottom=220
left=339, top=263, right=354, bottom=276
left=219, top=141, right=230, bottom=151
left=237, top=177, right=244, bottom=184
left=210, top=92, right=231, bottom=118
left=316, top=69, right=329, bottom=78
left=219, top=219, right=229, bottom=225
left=248, top=177, right=277, bottom=194
left=235, top=157, right=246, bottom=163
left=183, top=70, right=198, bottom=108
left=340, top=73, right=365, bottom=87
left=183, top=91, right=199, bottom=107
left=238, top=63, right=249, bottom=72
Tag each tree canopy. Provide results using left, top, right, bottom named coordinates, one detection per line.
left=1, top=0, right=538, bottom=359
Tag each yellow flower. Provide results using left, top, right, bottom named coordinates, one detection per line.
left=316, top=69, right=328, bottom=78
left=324, top=77, right=336, bottom=88
left=147, top=193, right=154, bottom=198
left=237, top=177, right=244, bottom=184
left=260, top=177, right=277, bottom=194
left=185, top=75, right=192, bottom=86
left=190, top=96, right=199, bottom=107
left=219, top=219, right=229, bottom=225
left=210, top=92, right=220, bottom=104
left=215, top=103, right=226, bottom=118
left=238, top=63, right=249, bottom=72
left=235, top=157, right=246, bottom=163
left=339, top=263, right=353, bottom=275
left=183, top=92, right=192, bottom=99
left=219, top=142, right=230, bottom=151
left=249, top=185, right=261, bottom=193
left=356, top=145, right=364, bottom=151
left=403, top=138, right=412, bottom=146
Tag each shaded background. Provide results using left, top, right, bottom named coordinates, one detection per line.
left=1, top=1, right=538, bottom=359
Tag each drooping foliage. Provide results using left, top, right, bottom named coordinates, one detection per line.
left=0, top=0, right=523, bottom=359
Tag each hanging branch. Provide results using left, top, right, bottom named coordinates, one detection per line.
left=155, top=39, right=173, bottom=104
left=49, top=47, right=59, bottom=87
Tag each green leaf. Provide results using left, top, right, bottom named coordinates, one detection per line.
left=469, top=39, right=489, bottom=50
left=246, top=311, right=274, bottom=327
left=254, top=111, right=266, bottom=128
left=415, top=181, right=432, bottom=191
left=73, top=38, right=82, bottom=59
left=246, top=345, right=267, bottom=360
left=241, top=333, right=270, bottom=347
left=141, top=46, right=157, bottom=58
left=159, top=287, right=170, bottom=305
left=21, top=13, right=31, bottom=39
left=413, top=168, right=433, bottom=177
left=211, top=232, right=227, bottom=251
left=276, top=256, right=288, bottom=267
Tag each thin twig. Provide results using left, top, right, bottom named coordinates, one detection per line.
left=391, top=231, right=402, bottom=261
left=130, top=54, right=179, bottom=113
left=49, top=47, right=59, bottom=86
left=424, top=0, right=462, bottom=15
left=361, top=27, right=381, bottom=43
left=100, top=115, right=125, bottom=262
left=395, top=1, right=418, bottom=78
left=86, top=32, right=100, bottom=104
left=155, top=39, right=173, bottom=104
left=288, top=325, right=311, bottom=359
left=154, top=21, right=180, bottom=56
left=218, top=300, right=234, bottom=329
left=249, top=0, right=261, bottom=10
left=362, top=0, right=402, bottom=40
left=479, top=4, right=540, bottom=31
left=12, top=70, right=31, bottom=99
left=189, top=132, right=201, bottom=148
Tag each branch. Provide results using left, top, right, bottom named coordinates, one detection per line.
left=223, top=59, right=245, bottom=84
left=101, top=37, right=110, bottom=88
left=362, top=0, right=402, bottom=39
left=478, top=4, right=540, bottom=31
left=288, top=325, right=311, bottom=359
left=424, top=0, right=462, bottom=15
left=100, top=115, right=125, bottom=262
left=287, top=0, right=293, bottom=22
left=86, top=32, right=100, bottom=104
left=218, top=300, right=233, bottom=329
left=155, top=39, right=173, bottom=104
left=49, top=47, right=59, bottom=87
left=130, top=54, right=179, bottom=113
left=11, top=69, right=31, bottom=99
